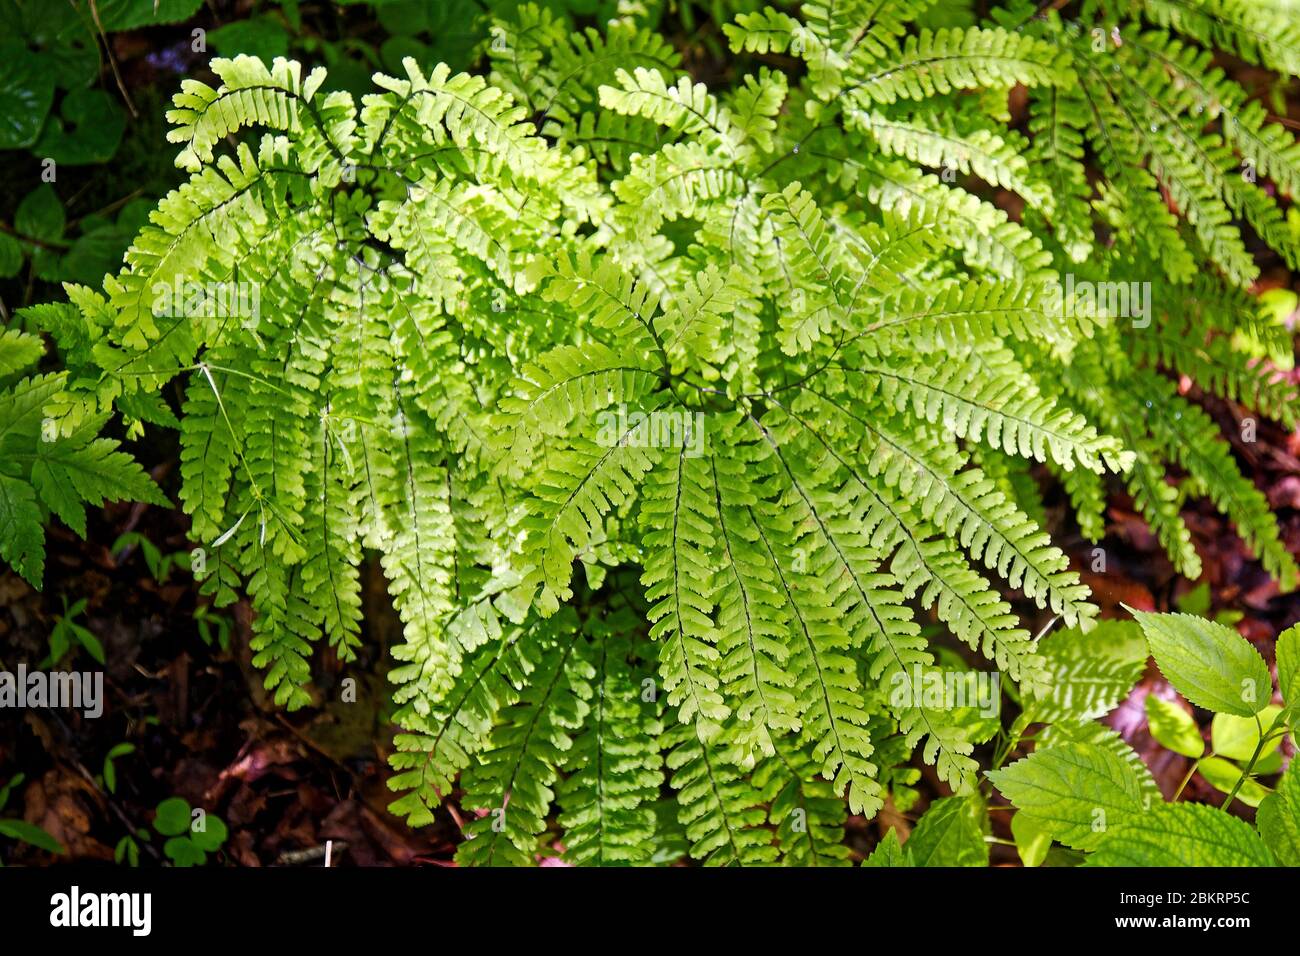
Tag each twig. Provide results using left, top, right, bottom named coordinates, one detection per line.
left=277, top=842, right=348, bottom=866
left=1222, top=711, right=1287, bottom=808
left=69, top=758, right=163, bottom=862
left=70, top=188, right=147, bottom=229
left=89, top=0, right=138, bottom=119
left=0, top=221, right=71, bottom=252
left=48, top=709, right=164, bottom=862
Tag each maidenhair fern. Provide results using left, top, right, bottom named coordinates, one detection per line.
left=8, top=0, right=1300, bottom=864
left=0, top=326, right=166, bottom=586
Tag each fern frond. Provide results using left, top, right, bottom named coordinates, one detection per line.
left=457, top=617, right=592, bottom=866
left=1133, top=372, right=1299, bottom=589
left=642, top=445, right=728, bottom=734
left=557, top=617, right=664, bottom=866
left=842, top=27, right=1073, bottom=106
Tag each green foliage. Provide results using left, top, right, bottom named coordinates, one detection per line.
left=985, top=605, right=1300, bottom=868
left=862, top=828, right=912, bottom=867
left=989, top=741, right=1153, bottom=851
left=152, top=796, right=227, bottom=867
left=1145, top=694, right=1204, bottom=758
left=1258, top=762, right=1300, bottom=866
left=902, top=793, right=989, bottom=866
left=0, top=325, right=166, bottom=588
left=1083, top=802, right=1274, bottom=867
left=0, top=773, right=64, bottom=857
left=9, top=0, right=1300, bottom=865
left=1130, top=609, right=1271, bottom=717
left=1021, top=619, right=1147, bottom=722
left=1, top=185, right=158, bottom=289
left=101, top=742, right=135, bottom=795
left=0, top=0, right=156, bottom=155
left=46, top=595, right=104, bottom=665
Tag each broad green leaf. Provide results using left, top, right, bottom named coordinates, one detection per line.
left=862, top=828, right=912, bottom=867
left=905, top=794, right=988, bottom=866
left=0, top=233, right=22, bottom=279
left=191, top=816, right=228, bottom=852
left=1279, top=624, right=1299, bottom=722
left=1175, top=581, right=1212, bottom=617
left=374, top=0, right=483, bottom=70
left=58, top=227, right=133, bottom=286
left=1087, top=802, right=1274, bottom=867
left=14, top=185, right=65, bottom=244
left=95, top=0, right=204, bottom=30
left=33, top=89, right=125, bottom=165
left=988, top=742, right=1148, bottom=850
left=0, top=819, right=64, bottom=854
left=153, top=797, right=192, bottom=837
left=1130, top=610, right=1271, bottom=717
left=0, top=43, right=54, bottom=149
left=380, top=36, right=430, bottom=74
left=1257, top=763, right=1300, bottom=866
left=1011, top=811, right=1052, bottom=867
left=208, top=18, right=291, bottom=64
left=1035, top=720, right=1161, bottom=799
left=1145, top=695, right=1204, bottom=758
left=1256, top=749, right=1284, bottom=775
left=1211, top=706, right=1284, bottom=762
left=1196, top=756, right=1269, bottom=808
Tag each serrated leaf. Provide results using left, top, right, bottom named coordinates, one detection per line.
left=0, top=329, right=44, bottom=378
left=1086, top=802, right=1274, bottom=867
left=988, top=742, right=1149, bottom=850
left=0, top=472, right=44, bottom=586
left=1279, top=624, right=1300, bottom=722
left=1257, top=762, right=1300, bottom=866
left=1130, top=609, right=1271, bottom=717
left=1035, top=720, right=1162, bottom=800
left=31, top=432, right=169, bottom=539
left=905, top=794, right=988, bottom=866
left=862, top=828, right=913, bottom=867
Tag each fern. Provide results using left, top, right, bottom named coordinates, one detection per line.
left=0, top=329, right=166, bottom=588
left=13, top=0, right=1300, bottom=865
